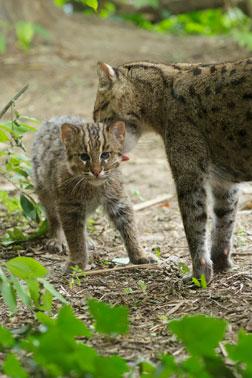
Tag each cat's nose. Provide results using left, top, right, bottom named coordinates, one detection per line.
left=91, top=167, right=101, bottom=177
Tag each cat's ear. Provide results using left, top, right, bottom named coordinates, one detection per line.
left=97, top=62, right=116, bottom=89
left=60, top=123, right=80, bottom=145
left=110, top=121, right=125, bottom=143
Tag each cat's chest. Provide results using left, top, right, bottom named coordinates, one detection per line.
left=81, top=186, right=103, bottom=214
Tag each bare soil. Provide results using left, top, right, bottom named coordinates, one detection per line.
left=1, top=12, right=252, bottom=363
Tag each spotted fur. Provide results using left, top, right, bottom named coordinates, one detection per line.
left=32, top=116, right=155, bottom=270
left=93, top=58, right=252, bottom=282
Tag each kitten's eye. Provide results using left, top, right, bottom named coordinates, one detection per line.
left=80, top=153, right=90, bottom=162
left=100, top=152, right=110, bottom=160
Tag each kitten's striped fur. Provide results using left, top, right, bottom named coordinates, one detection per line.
left=32, top=116, right=155, bottom=270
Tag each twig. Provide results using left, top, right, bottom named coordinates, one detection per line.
left=83, top=263, right=162, bottom=276
left=133, top=194, right=173, bottom=212
left=0, top=84, right=29, bottom=119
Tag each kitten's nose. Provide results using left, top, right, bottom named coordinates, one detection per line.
left=91, top=167, right=101, bottom=177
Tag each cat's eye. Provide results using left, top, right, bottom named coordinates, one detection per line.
left=80, top=153, right=90, bottom=162
left=101, top=152, right=110, bottom=160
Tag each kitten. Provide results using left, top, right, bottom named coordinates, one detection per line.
left=32, top=116, right=155, bottom=270
left=93, top=58, right=252, bottom=282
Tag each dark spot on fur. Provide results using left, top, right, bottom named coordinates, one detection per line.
left=221, top=66, right=227, bottom=74
left=211, top=106, right=220, bottom=112
left=189, top=85, right=196, bottom=96
left=228, top=136, right=234, bottom=142
left=238, top=129, right=247, bottom=137
left=240, top=142, right=248, bottom=149
left=246, top=110, right=252, bottom=120
left=227, top=101, right=235, bottom=109
left=192, top=67, right=202, bottom=76
left=215, top=81, right=222, bottom=94
left=222, top=124, right=227, bottom=132
left=210, top=66, right=217, bottom=74
left=195, top=212, right=207, bottom=222
left=230, top=69, right=236, bottom=75
left=205, top=87, right=211, bottom=96
left=214, top=208, right=233, bottom=218
left=171, top=87, right=186, bottom=104
left=243, top=93, right=252, bottom=100
left=231, top=76, right=246, bottom=86
left=196, top=200, right=204, bottom=207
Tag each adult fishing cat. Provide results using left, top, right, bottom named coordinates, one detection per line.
left=93, top=58, right=252, bottom=282
left=32, top=116, right=155, bottom=270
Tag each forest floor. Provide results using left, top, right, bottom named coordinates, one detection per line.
left=1, top=12, right=252, bottom=362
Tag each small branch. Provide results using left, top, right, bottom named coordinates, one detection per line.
left=0, top=84, right=29, bottom=119
left=83, top=263, right=162, bottom=276
left=133, top=194, right=173, bottom=212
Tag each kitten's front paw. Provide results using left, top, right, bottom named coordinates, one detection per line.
left=131, top=253, right=159, bottom=265
left=193, top=256, right=213, bottom=284
left=46, top=239, right=67, bottom=255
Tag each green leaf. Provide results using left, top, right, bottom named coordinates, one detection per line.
left=40, top=290, right=53, bottom=312
left=226, top=330, right=252, bottom=375
left=3, top=353, right=28, bottom=378
left=0, top=280, right=17, bottom=313
left=6, top=257, right=48, bottom=280
left=168, top=315, right=227, bottom=356
left=84, top=0, right=98, bottom=11
left=0, top=128, right=9, bottom=142
left=0, top=325, right=15, bottom=348
left=0, top=33, right=6, bottom=54
left=11, top=276, right=31, bottom=307
left=88, top=298, right=129, bottom=335
left=94, top=355, right=129, bottom=378
left=57, top=305, right=91, bottom=338
left=1, top=228, right=27, bottom=246
left=27, top=279, right=40, bottom=306
left=20, top=193, right=39, bottom=222
left=15, top=21, right=34, bottom=50
left=38, top=278, right=68, bottom=304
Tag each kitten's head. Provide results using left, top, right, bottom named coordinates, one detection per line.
left=93, top=63, right=142, bottom=151
left=60, top=121, right=125, bottom=186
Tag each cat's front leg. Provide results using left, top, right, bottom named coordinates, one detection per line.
left=57, top=202, right=88, bottom=271
left=104, top=194, right=157, bottom=264
left=175, top=174, right=212, bottom=282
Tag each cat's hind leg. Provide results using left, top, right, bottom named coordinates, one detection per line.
left=210, top=178, right=239, bottom=272
left=38, top=191, right=67, bottom=254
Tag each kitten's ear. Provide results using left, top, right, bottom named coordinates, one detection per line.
left=60, top=123, right=80, bottom=145
left=97, top=62, right=116, bottom=89
left=110, top=121, right=125, bottom=143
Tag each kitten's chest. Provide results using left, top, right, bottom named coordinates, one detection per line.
left=81, top=187, right=102, bottom=215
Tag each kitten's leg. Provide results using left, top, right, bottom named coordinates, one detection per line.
left=57, top=202, right=88, bottom=270
left=38, top=191, right=67, bottom=253
left=104, top=195, right=156, bottom=264
left=210, top=179, right=239, bottom=272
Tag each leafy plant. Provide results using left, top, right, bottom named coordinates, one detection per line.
left=0, top=257, right=67, bottom=314
left=0, top=92, right=48, bottom=246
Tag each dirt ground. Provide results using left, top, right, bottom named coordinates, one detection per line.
left=1, top=12, right=252, bottom=363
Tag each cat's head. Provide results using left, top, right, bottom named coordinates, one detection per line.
left=60, top=121, right=125, bottom=186
left=93, top=63, right=142, bottom=151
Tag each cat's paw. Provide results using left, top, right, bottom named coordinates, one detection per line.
left=192, top=256, right=213, bottom=284
left=65, top=260, right=89, bottom=274
left=46, top=239, right=67, bottom=255
left=131, top=253, right=159, bottom=265
left=211, top=250, right=234, bottom=273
